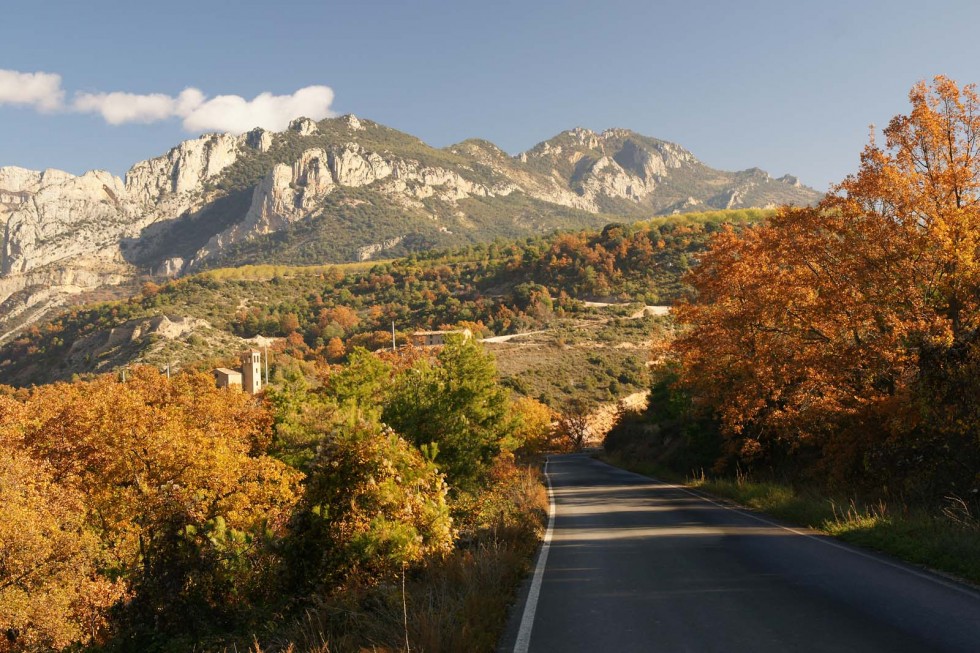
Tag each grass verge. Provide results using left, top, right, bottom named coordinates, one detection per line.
left=602, top=453, right=980, bottom=586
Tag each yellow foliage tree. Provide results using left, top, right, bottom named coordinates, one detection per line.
left=511, top=397, right=557, bottom=455
left=0, top=435, right=125, bottom=651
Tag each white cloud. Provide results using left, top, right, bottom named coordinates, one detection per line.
left=73, top=91, right=181, bottom=125
left=0, top=69, right=65, bottom=112
left=175, top=88, right=206, bottom=116
left=0, top=69, right=336, bottom=134
left=180, top=86, right=335, bottom=134
left=72, top=84, right=334, bottom=134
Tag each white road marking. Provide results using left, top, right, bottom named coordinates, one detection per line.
left=513, top=456, right=556, bottom=653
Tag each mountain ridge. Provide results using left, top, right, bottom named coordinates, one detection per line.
left=0, top=115, right=820, bottom=342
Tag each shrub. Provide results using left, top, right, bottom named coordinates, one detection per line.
left=288, top=417, right=454, bottom=588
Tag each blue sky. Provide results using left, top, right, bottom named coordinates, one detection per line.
left=2, top=0, right=980, bottom=191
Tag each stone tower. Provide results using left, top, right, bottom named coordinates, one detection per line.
left=242, top=349, right=262, bottom=394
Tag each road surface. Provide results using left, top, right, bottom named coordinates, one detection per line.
left=501, top=454, right=980, bottom=652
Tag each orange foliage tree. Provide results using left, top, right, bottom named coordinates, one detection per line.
left=0, top=368, right=303, bottom=644
left=674, top=77, right=980, bottom=496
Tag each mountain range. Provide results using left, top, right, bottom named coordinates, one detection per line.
left=0, top=114, right=819, bottom=343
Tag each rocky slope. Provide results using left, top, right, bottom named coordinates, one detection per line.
left=0, top=115, right=820, bottom=343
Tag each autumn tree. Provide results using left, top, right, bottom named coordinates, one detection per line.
left=318, top=305, right=360, bottom=332
left=512, top=397, right=557, bottom=455
left=325, top=336, right=346, bottom=362
left=287, top=418, right=453, bottom=587
left=280, top=312, right=301, bottom=335
left=0, top=434, right=125, bottom=652
left=557, top=398, right=593, bottom=451
left=6, top=368, right=303, bottom=636
left=674, top=76, right=980, bottom=496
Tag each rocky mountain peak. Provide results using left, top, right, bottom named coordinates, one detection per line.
left=288, top=117, right=319, bottom=136
left=244, top=127, right=273, bottom=153
left=0, top=117, right=822, bottom=344
left=600, top=127, right=633, bottom=140
left=341, top=114, right=364, bottom=131
left=124, top=132, right=243, bottom=206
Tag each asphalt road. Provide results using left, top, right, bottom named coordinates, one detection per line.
left=501, top=454, right=980, bottom=653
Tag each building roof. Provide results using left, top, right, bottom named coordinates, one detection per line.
left=213, top=367, right=242, bottom=377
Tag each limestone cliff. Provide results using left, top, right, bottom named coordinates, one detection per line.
left=0, top=115, right=821, bottom=342
left=0, top=131, right=264, bottom=343
left=189, top=140, right=518, bottom=267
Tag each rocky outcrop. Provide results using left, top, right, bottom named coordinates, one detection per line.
left=0, top=125, right=288, bottom=340
left=192, top=148, right=335, bottom=261
left=330, top=142, right=393, bottom=186
left=125, top=133, right=241, bottom=207
left=244, top=128, right=273, bottom=153
left=104, top=314, right=210, bottom=347
left=578, top=156, right=653, bottom=202
left=513, top=127, right=814, bottom=213
left=357, top=236, right=404, bottom=261
left=0, top=259, right=133, bottom=346
left=382, top=156, right=517, bottom=202
left=156, top=257, right=185, bottom=278
left=0, top=132, right=252, bottom=341
left=612, top=137, right=695, bottom=179
left=2, top=170, right=135, bottom=275
left=513, top=128, right=706, bottom=210
left=0, top=164, right=145, bottom=342
left=342, top=114, right=364, bottom=131
left=192, top=142, right=519, bottom=263
left=288, top=117, right=319, bottom=136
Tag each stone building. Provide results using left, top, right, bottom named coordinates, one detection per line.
left=411, top=328, right=472, bottom=347
left=213, top=367, right=242, bottom=389
left=242, top=349, right=263, bottom=394
left=212, top=349, right=266, bottom=394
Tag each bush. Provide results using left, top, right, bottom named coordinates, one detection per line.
left=288, top=417, right=454, bottom=588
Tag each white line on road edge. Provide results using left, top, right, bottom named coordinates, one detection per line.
left=513, top=456, right=555, bottom=653
left=606, top=464, right=980, bottom=600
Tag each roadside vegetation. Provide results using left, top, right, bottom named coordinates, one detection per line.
left=605, top=77, right=980, bottom=586
left=0, top=336, right=555, bottom=652
left=605, top=446, right=980, bottom=585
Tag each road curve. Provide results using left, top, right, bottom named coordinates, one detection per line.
left=501, top=454, right=980, bottom=653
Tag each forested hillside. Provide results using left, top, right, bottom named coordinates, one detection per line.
left=0, top=209, right=767, bottom=388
